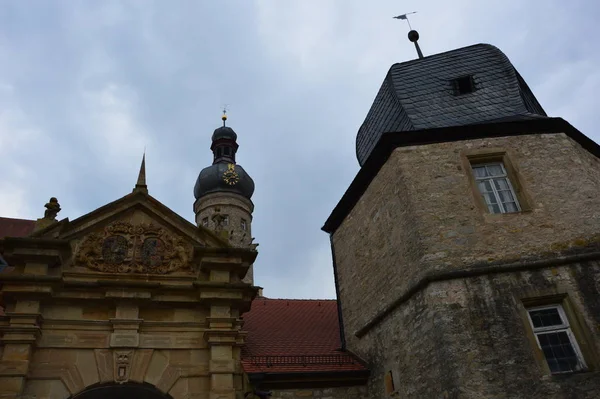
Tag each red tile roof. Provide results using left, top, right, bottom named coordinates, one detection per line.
left=0, top=217, right=35, bottom=239
left=241, top=298, right=367, bottom=374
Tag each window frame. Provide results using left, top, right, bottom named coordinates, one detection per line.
left=472, top=162, right=521, bottom=214
left=526, top=303, right=587, bottom=374
left=463, top=150, right=532, bottom=215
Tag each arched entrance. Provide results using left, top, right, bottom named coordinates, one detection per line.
left=70, top=382, right=172, bottom=399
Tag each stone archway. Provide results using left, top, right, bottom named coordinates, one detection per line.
left=70, top=382, right=172, bottom=399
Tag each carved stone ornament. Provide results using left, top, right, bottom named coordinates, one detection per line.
left=75, top=221, right=193, bottom=274
left=114, top=350, right=133, bottom=383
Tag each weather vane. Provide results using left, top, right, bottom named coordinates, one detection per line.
left=393, top=11, right=417, bottom=30
left=393, top=11, right=424, bottom=59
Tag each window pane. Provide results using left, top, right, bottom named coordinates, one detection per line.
left=472, top=166, right=488, bottom=178
left=486, top=164, right=504, bottom=177
left=497, top=190, right=515, bottom=203
left=503, top=202, right=518, bottom=213
left=529, top=308, right=564, bottom=328
left=488, top=204, right=502, bottom=214
left=537, top=331, right=580, bottom=373
left=494, top=178, right=510, bottom=191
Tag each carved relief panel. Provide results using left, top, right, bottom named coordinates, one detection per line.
left=75, top=221, right=193, bottom=274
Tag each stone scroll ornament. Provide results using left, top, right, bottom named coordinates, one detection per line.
left=75, top=221, right=193, bottom=274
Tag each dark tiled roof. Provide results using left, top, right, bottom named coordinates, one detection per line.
left=356, top=43, right=547, bottom=165
left=241, top=298, right=367, bottom=374
left=0, top=217, right=35, bottom=239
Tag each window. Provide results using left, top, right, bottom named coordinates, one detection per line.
left=241, top=219, right=247, bottom=231
left=452, top=75, right=475, bottom=95
left=526, top=304, right=587, bottom=374
left=222, top=216, right=229, bottom=226
left=472, top=162, right=520, bottom=214
left=224, top=147, right=231, bottom=156
left=202, top=217, right=209, bottom=227
left=384, top=370, right=395, bottom=395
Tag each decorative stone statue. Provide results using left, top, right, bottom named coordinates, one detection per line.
left=44, top=197, right=61, bottom=220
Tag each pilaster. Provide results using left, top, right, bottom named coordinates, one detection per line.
left=199, top=252, right=255, bottom=399
left=0, top=238, right=69, bottom=398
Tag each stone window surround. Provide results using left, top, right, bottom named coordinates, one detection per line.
left=461, top=148, right=533, bottom=215
left=520, top=294, right=598, bottom=375
left=526, top=303, right=586, bottom=373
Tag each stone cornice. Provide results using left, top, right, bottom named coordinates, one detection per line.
left=355, top=249, right=600, bottom=338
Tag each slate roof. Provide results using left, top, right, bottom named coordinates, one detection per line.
left=0, top=217, right=35, bottom=239
left=356, top=43, right=547, bottom=165
left=241, top=298, right=367, bottom=374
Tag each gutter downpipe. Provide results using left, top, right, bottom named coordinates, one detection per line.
left=329, top=233, right=347, bottom=350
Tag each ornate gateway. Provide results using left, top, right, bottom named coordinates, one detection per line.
left=75, top=221, right=193, bottom=274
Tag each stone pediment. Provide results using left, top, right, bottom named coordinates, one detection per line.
left=30, top=191, right=231, bottom=274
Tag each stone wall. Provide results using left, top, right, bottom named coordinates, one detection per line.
left=194, top=192, right=255, bottom=284
left=333, top=133, right=600, bottom=344
left=269, top=385, right=368, bottom=398
left=357, top=260, right=600, bottom=398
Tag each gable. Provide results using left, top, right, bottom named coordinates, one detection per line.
left=34, top=191, right=227, bottom=247
left=25, top=191, right=232, bottom=276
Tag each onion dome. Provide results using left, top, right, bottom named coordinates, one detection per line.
left=194, top=112, right=255, bottom=200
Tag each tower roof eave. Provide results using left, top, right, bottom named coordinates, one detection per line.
left=324, top=117, right=600, bottom=235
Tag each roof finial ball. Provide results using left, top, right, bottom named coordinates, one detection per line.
left=408, top=29, right=419, bottom=42
left=222, top=108, right=227, bottom=127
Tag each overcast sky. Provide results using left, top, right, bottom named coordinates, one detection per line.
left=1, top=1, right=598, bottom=299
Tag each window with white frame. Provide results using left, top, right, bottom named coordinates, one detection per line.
left=471, top=162, right=520, bottom=214
left=526, top=304, right=586, bottom=374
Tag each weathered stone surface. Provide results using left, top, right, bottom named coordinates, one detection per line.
left=193, top=192, right=255, bottom=284
left=332, top=133, right=600, bottom=398
left=334, top=133, right=600, bottom=340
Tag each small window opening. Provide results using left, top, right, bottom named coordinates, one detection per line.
left=526, top=304, right=587, bottom=374
left=453, top=75, right=475, bottom=95
left=216, top=147, right=223, bottom=157
left=224, top=147, right=231, bottom=156
left=471, top=162, right=520, bottom=214
left=384, top=370, right=395, bottom=395
left=202, top=217, right=209, bottom=227
left=222, top=216, right=229, bottom=226
left=241, top=219, right=247, bottom=231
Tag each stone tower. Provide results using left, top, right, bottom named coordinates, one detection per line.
left=323, top=37, right=600, bottom=398
left=194, top=113, right=257, bottom=283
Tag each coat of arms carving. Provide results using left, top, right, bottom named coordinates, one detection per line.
left=75, top=221, right=193, bottom=274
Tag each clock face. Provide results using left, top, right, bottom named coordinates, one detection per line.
left=222, top=163, right=240, bottom=185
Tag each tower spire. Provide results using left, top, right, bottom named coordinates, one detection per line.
left=133, top=151, right=148, bottom=194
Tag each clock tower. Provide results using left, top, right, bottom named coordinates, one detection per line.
left=193, top=113, right=256, bottom=282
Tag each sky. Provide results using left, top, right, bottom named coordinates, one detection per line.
left=1, top=1, right=599, bottom=299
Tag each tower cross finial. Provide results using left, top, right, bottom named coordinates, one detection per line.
left=133, top=151, right=148, bottom=194
left=222, top=105, right=229, bottom=127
